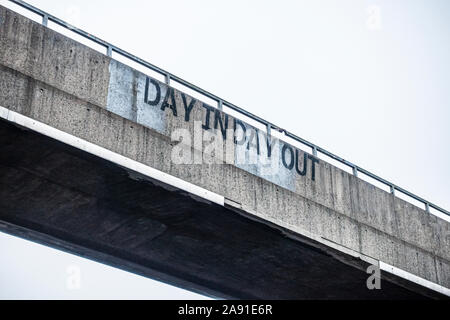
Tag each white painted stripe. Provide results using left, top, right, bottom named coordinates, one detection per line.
left=0, top=106, right=225, bottom=206
left=380, top=261, right=450, bottom=297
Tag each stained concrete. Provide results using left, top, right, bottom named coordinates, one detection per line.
left=0, top=118, right=445, bottom=299
left=0, top=4, right=449, bottom=296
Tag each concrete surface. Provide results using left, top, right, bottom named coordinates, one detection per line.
left=0, top=5, right=449, bottom=298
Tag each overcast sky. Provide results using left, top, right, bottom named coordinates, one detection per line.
left=0, top=0, right=449, bottom=299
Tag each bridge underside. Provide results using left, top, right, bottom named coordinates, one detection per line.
left=0, top=118, right=443, bottom=299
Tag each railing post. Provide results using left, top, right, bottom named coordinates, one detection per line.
left=266, top=124, right=271, bottom=136
left=165, top=74, right=171, bottom=85
left=107, top=45, right=112, bottom=57
left=218, top=100, right=223, bottom=111
left=425, top=203, right=430, bottom=213
left=42, top=14, right=48, bottom=26
left=312, top=146, right=318, bottom=157
left=390, top=185, right=395, bottom=195
left=352, top=166, right=358, bottom=177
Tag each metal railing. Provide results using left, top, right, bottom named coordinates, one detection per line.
left=5, top=0, right=449, bottom=217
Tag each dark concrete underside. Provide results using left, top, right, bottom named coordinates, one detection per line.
left=0, top=118, right=444, bottom=299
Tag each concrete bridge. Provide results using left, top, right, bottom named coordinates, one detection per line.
left=0, top=3, right=449, bottom=299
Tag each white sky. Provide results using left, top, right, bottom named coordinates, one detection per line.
left=0, top=0, right=449, bottom=299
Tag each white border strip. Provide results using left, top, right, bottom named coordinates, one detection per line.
left=0, top=106, right=225, bottom=206
left=380, top=261, right=450, bottom=297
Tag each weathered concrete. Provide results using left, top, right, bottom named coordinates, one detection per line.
left=0, top=118, right=444, bottom=299
left=0, top=5, right=449, bottom=297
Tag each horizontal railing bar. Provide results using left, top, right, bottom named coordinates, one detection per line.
left=9, top=0, right=109, bottom=47
left=6, top=0, right=449, bottom=217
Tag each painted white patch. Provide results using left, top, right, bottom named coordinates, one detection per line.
left=380, top=261, right=450, bottom=297
left=107, top=60, right=166, bottom=134
left=106, top=60, right=136, bottom=120
left=234, top=122, right=295, bottom=192
left=106, top=60, right=313, bottom=194
left=0, top=106, right=224, bottom=206
left=269, top=141, right=296, bottom=191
